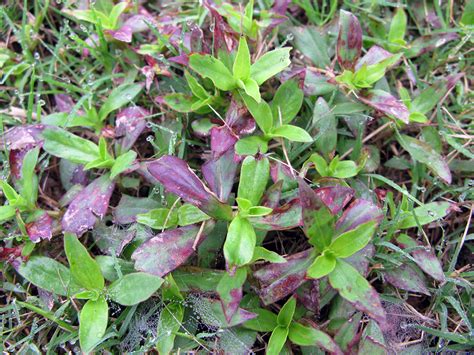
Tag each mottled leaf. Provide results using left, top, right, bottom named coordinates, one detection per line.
left=217, top=267, right=247, bottom=322
left=115, top=107, right=149, bottom=153
left=113, top=194, right=161, bottom=224
left=250, top=198, right=302, bottom=231
left=384, top=263, right=430, bottom=295
left=405, top=32, right=458, bottom=58
left=202, top=149, right=238, bottom=202
left=359, top=90, right=409, bottom=124
left=336, top=199, right=383, bottom=235
left=25, top=211, right=53, bottom=243
left=337, top=10, right=362, bottom=69
left=289, top=26, right=330, bottom=68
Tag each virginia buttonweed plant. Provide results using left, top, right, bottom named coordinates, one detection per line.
left=0, top=0, right=472, bottom=353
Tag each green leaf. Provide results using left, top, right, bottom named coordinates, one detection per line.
left=267, top=326, right=289, bottom=355
left=18, top=256, right=81, bottom=296
left=185, top=71, right=209, bottom=100
left=237, top=156, right=270, bottom=206
left=0, top=205, right=16, bottom=222
left=223, top=216, right=256, bottom=268
left=241, top=93, right=273, bottom=134
left=42, top=128, right=100, bottom=165
left=163, top=93, right=198, bottom=112
left=388, top=8, right=407, bottom=45
left=243, top=77, right=261, bottom=103
left=110, top=150, right=137, bottom=179
left=271, top=80, right=303, bottom=125
left=270, top=124, right=313, bottom=143
left=189, top=54, right=237, bottom=91
left=19, top=147, right=39, bottom=206
left=136, top=208, right=178, bottom=229
left=397, top=201, right=452, bottom=229
left=312, top=97, right=337, bottom=157
left=243, top=308, right=278, bottom=332
left=98, top=83, right=142, bottom=121
left=157, top=302, right=184, bottom=354
left=245, top=206, right=273, bottom=217
left=277, top=296, right=296, bottom=328
left=79, top=296, right=108, bottom=353
left=250, top=47, right=291, bottom=85
left=328, top=260, right=386, bottom=325
left=108, top=272, right=164, bottom=306
left=329, top=221, right=376, bottom=258
left=233, top=37, right=251, bottom=80
left=64, top=233, right=104, bottom=290
left=109, top=2, right=128, bottom=28
left=0, top=180, right=20, bottom=203
left=397, top=134, right=452, bottom=184
left=235, top=136, right=269, bottom=155
left=288, top=322, right=341, bottom=353
left=178, top=204, right=211, bottom=226
left=251, top=247, right=286, bottom=264
left=307, top=253, right=336, bottom=279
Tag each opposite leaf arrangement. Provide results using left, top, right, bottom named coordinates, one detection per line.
left=1, top=2, right=470, bottom=354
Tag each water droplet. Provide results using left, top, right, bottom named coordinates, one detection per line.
left=34, top=52, right=40, bottom=60
left=146, top=136, right=154, bottom=142
left=38, top=99, right=46, bottom=106
left=286, top=33, right=294, bottom=41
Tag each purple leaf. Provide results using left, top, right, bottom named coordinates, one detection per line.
left=132, top=223, right=215, bottom=277
left=202, top=149, right=238, bottom=202
left=261, top=181, right=283, bottom=209
left=296, top=280, right=319, bottom=312
left=226, top=99, right=256, bottom=136
left=337, top=10, right=363, bottom=70
left=210, top=126, right=238, bottom=158
left=204, top=1, right=237, bottom=54
left=123, top=13, right=157, bottom=33
left=405, top=32, right=458, bottom=58
left=270, top=161, right=297, bottom=191
left=147, top=155, right=233, bottom=221
left=105, top=25, right=133, bottom=43
left=254, top=249, right=314, bottom=305
left=59, top=159, right=88, bottom=190
left=9, top=148, right=30, bottom=180
left=359, top=90, right=410, bottom=124
left=62, top=175, right=115, bottom=235
left=26, top=211, right=53, bottom=243
left=115, top=106, right=149, bottom=151
left=336, top=199, right=383, bottom=234
left=217, top=268, right=247, bottom=322
left=384, top=264, right=430, bottom=295
left=250, top=198, right=302, bottom=231
left=355, top=46, right=394, bottom=70
left=344, top=244, right=375, bottom=277
left=54, top=94, right=76, bottom=112
left=113, top=194, right=161, bottom=224
left=0, top=124, right=45, bottom=150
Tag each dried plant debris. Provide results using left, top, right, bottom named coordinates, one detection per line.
left=0, top=0, right=472, bottom=353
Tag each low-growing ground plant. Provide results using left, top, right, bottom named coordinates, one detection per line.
left=0, top=0, right=472, bottom=353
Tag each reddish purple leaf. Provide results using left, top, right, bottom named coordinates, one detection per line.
left=132, top=223, right=214, bottom=277
left=345, top=244, right=375, bottom=277
left=384, top=264, right=430, bottom=295
left=115, top=106, right=149, bottom=151
left=217, top=268, right=247, bottom=322
left=315, top=186, right=354, bottom=215
left=168, top=54, right=189, bottom=66
left=337, top=10, right=363, bottom=70
left=105, top=25, right=133, bottom=43
left=9, top=148, right=30, bottom=180
left=0, top=245, right=23, bottom=269
left=296, top=280, right=319, bottom=312
left=355, top=46, right=394, bottom=70
left=54, top=94, right=76, bottom=112
left=123, top=13, right=157, bottom=33
left=210, top=126, right=238, bottom=158
left=336, top=199, right=383, bottom=234
left=26, top=211, right=53, bottom=243
left=225, top=99, right=256, bottom=136
left=254, top=249, right=314, bottom=305
left=359, top=90, right=410, bottom=124
left=405, top=32, right=458, bottom=58
left=250, top=198, right=302, bottom=231
left=261, top=181, right=283, bottom=209
left=147, top=155, right=233, bottom=221
left=204, top=1, right=237, bottom=54
left=270, top=161, right=297, bottom=191
left=202, top=149, right=238, bottom=203
left=62, top=175, right=115, bottom=235
left=114, top=194, right=161, bottom=224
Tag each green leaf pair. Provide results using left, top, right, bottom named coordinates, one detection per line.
left=306, top=153, right=364, bottom=179
left=42, top=128, right=137, bottom=179
left=335, top=53, right=402, bottom=91
left=223, top=156, right=271, bottom=269
left=64, top=2, right=128, bottom=30
left=137, top=203, right=211, bottom=229
left=189, top=36, right=291, bottom=103
left=236, top=80, right=311, bottom=155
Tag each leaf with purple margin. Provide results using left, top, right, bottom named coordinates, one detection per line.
left=147, top=155, right=233, bottom=221
left=217, top=267, right=247, bottom=322
left=261, top=181, right=283, bottom=209
left=202, top=149, right=238, bottom=202
left=249, top=198, right=302, bottom=231
left=397, top=234, right=445, bottom=282
left=359, top=90, right=409, bottom=124
left=254, top=249, right=314, bottom=305
left=132, top=222, right=214, bottom=277
left=383, top=263, right=430, bottom=295
left=329, top=260, right=387, bottom=326
left=355, top=46, right=394, bottom=70
left=105, top=25, right=133, bottom=43
left=114, top=194, right=161, bottom=224
left=315, top=185, right=354, bottom=215
left=115, top=107, right=149, bottom=153
left=337, top=10, right=362, bottom=70
left=344, top=244, right=375, bottom=277
left=25, top=211, right=53, bottom=243
left=397, top=134, right=451, bottom=184
left=335, top=199, right=383, bottom=235
left=193, top=297, right=257, bottom=328
left=62, top=175, right=115, bottom=235
left=270, top=161, right=297, bottom=192
left=405, top=32, right=458, bottom=58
